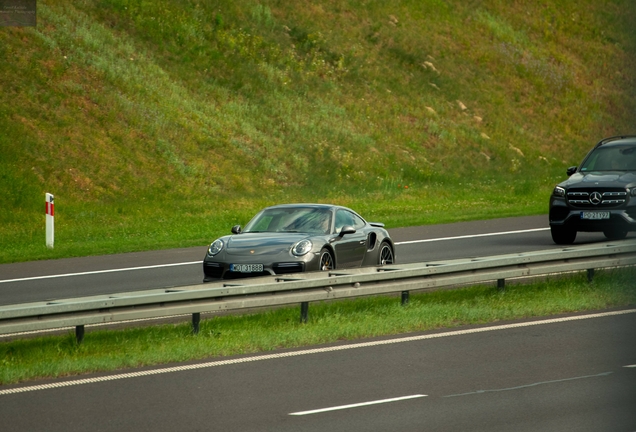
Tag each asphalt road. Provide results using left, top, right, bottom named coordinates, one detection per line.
left=1, top=214, right=632, bottom=306
left=1, top=215, right=635, bottom=431
left=1, top=310, right=634, bottom=431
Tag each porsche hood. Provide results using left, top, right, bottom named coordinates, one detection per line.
left=225, top=233, right=311, bottom=256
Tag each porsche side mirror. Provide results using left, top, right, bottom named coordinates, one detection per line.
left=339, top=225, right=356, bottom=236
left=566, top=166, right=577, bottom=176
left=231, top=225, right=242, bottom=234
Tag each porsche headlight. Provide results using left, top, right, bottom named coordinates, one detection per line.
left=553, top=186, right=566, bottom=197
left=207, top=239, right=224, bottom=256
left=292, top=239, right=312, bottom=256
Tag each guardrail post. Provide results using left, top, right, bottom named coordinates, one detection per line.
left=192, top=313, right=201, bottom=334
left=497, top=278, right=505, bottom=292
left=75, top=325, right=85, bottom=344
left=401, top=291, right=409, bottom=305
left=300, top=302, right=309, bottom=323
left=587, top=269, right=595, bottom=283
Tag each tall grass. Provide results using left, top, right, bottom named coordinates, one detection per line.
left=1, top=0, right=635, bottom=263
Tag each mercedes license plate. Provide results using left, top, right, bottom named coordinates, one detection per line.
left=230, top=264, right=263, bottom=273
left=580, top=211, right=610, bottom=220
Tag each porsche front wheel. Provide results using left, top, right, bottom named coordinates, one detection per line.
left=319, top=248, right=335, bottom=271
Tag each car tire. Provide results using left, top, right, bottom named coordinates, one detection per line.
left=551, top=226, right=576, bottom=245
left=603, top=228, right=628, bottom=240
left=319, top=248, right=335, bottom=271
left=378, top=241, right=394, bottom=266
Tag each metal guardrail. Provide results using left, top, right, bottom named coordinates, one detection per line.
left=1, top=240, right=636, bottom=342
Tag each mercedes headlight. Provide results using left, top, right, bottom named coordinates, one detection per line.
left=207, top=239, right=224, bottom=256
left=292, top=239, right=312, bottom=256
left=553, top=186, right=566, bottom=197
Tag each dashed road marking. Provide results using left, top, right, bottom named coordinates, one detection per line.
left=289, top=394, right=427, bottom=416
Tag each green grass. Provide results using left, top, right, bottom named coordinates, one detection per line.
left=1, top=0, right=635, bottom=263
left=1, top=267, right=635, bottom=385
left=1, top=0, right=634, bottom=389
left=0, top=185, right=548, bottom=263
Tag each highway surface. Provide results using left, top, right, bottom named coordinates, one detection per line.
left=1, top=310, right=634, bottom=431
left=1, top=214, right=632, bottom=306
left=1, top=215, right=635, bottom=431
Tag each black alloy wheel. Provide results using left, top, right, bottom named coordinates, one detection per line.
left=319, top=248, right=335, bottom=271
left=378, top=242, right=394, bottom=266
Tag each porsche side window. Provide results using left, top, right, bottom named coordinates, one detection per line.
left=350, top=212, right=366, bottom=230
left=336, top=210, right=365, bottom=231
left=335, top=210, right=353, bottom=232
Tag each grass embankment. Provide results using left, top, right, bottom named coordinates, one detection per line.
left=1, top=267, right=635, bottom=385
left=1, top=1, right=635, bottom=263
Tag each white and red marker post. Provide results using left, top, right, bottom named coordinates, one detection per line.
left=45, top=193, right=54, bottom=249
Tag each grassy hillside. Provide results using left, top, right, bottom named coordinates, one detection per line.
left=1, top=0, right=635, bottom=263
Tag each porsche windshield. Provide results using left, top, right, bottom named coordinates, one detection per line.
left=580, top=145, right=636, bottom=172
left=244, top=208, right=332, bottom=234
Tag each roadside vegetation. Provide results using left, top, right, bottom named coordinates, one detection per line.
left=1, top=267, right=634, bottom=385
left=1, top=0, right=635, bottom=263
left=1, top=1, right=635, bottom=384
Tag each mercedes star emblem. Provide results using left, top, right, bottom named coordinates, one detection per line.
left=590, top=191, right=602, bottom=205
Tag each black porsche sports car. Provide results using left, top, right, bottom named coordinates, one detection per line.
left=203, top=203, right=395, bottom=281
left=549, top=135, right=636, bottom=244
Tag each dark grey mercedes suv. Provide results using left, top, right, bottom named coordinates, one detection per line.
left=549, top=135, right=636, bottom=244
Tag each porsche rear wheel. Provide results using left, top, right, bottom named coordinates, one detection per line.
left=378, top=242, right=394, bottom=266
left=319, top=248, right=335, bottom=271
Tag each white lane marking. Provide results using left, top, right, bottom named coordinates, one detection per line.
left=443, top=372, right=613, bottom=397
left=624, top=364, right=636, bottom=368
left=289, top=394, right=427, bottom=416
left=1, top=308, right=634, bottom=396
left=394, top=228, right=550, bottom=245
left=1, top=228, right=549, bottom=283
left=0, top=261, right=202, bottom=284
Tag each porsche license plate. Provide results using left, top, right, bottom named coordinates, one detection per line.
left=230, top=264, right=263, bottom=273
left=580, top=211, right=610, bottom=220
